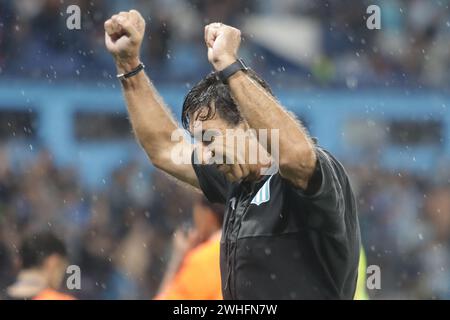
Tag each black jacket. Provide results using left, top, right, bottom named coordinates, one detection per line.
left=192, top=147, right=360, bottom=299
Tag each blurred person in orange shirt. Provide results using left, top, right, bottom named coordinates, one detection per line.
left=155, top=197, right=224, bottom=300
left=7, top=231, right=75, bottom=300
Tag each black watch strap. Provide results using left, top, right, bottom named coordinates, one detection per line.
left=117, top=62, right=145, bottom=81
left=217, top=58, right=249, bottom=84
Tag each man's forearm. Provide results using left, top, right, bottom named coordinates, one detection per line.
left=227, top=70, right=317, bottom=187
left=116, top=59, right=178, bottom=163
left=105, top=10, right=199, bottom=188
left=203, top=22, right=316, bottom=187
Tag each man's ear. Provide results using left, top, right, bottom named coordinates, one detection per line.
left=239, top=120, right=249, bottom=130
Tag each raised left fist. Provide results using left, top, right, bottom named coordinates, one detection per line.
left=104, top=10, right=145, bottom=63
left=204, top=23, right=241, bottom=71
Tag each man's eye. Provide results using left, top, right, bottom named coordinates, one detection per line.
left=203, top=140, right=212, bottom=147
left=202, top=135, right=216, bottom=146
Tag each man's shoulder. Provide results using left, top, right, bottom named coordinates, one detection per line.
left=315, top=146, right=349, bottom=180
left=281, top=145, right=353, bottom=201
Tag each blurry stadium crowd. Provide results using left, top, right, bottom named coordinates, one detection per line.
left=0, top=0, right=449, bottom=299
left=0, top=147, right=199, bottom=299
left=0, top=147, right=449, bottom=299
left=2, top=0, right=450, bottom=87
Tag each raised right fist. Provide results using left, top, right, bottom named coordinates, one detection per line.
left=104, top=10, right=145, bottom=62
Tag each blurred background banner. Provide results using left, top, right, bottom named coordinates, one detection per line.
left=0, top=0, right=449, bottom=299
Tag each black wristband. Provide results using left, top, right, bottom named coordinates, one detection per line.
left=217, top=58, right=249, bottom=84
left=117, top=62, right=145, bottom=81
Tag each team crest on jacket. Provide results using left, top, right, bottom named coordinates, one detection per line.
left=251, top=175, right=274, bottom=205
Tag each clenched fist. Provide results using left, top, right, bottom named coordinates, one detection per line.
left=204, top=23, right=242, bottom=71
left=104, top=10, right=145, bottom=65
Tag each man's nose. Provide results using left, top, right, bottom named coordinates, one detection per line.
left=194, top=143, right=213, bottom=165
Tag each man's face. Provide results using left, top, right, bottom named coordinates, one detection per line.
left=189, top=109, right=271, bottom=182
